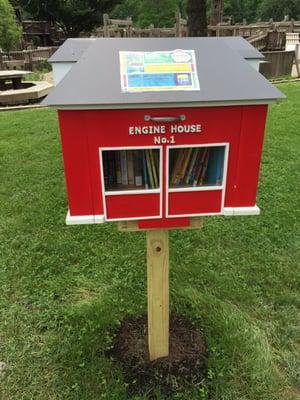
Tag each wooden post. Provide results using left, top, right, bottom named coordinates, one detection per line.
left=294, top=44, right=300, bottom=78
left=175, top=10, right=181, bottom=37
left=103, top=14, right=110, bottom=38
left=147, top=229, right=169, bottom=361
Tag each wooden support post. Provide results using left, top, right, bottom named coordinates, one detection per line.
left=147, top=229, right=169, bottom=361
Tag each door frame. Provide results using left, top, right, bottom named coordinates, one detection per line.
left=165, top=142, right=230, bottom=218
left=99, top=145, right=163, bottom=222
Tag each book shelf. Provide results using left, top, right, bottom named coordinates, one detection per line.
left=102, top=148, right=160, bottom=192
left=168, top=145, right=225, bottom=189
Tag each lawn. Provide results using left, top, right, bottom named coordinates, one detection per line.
left=0, top=83, right=299, bottom=400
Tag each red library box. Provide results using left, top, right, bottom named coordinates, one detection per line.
left=44, top=38, right=284, bottom=229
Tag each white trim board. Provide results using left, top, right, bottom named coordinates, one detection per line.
left=223, top=206, right=260, bottom=216
left=65, top=206, right=261, bottom=225
left=66, top=210, right=105, bottom=225
left=55, top=99, right=278, bottom=111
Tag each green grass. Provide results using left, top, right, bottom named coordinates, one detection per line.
left=0, top=82, right=299, bottom=399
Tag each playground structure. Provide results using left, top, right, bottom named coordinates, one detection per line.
left=1, top=13, right=299, bottom=78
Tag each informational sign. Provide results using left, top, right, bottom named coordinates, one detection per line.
left=120, top=49, right=200, bottom=93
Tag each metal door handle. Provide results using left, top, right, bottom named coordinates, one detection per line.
left=144, top=115, right=186, bottom=123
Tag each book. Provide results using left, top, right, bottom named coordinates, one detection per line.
left=149, top=149, right=159, bottom=188
left=142, top=150, right=149, bottom=189
left=178, top=148, right=193, bottom=184
left=145, top=150, right=155, bottom=188
left=153, top=150, right=159, bottom=175
left=198, top=149, right=210, bottom=185
left=206, top=147, right=224, bottom=185
left=120, top=151, right=128, bottom=185
left=193, top=148, right=207, bottom=186
left=127, top=150, right=135, bottom=185
left=184, top=148, right=199, bottom=184
left=190, top=149, right=204, bottom=186
left=133, top=150, right=143, bottom=186
left=171, top=149, right=187, bottom=186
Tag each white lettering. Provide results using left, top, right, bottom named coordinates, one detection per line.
left=129, top=124, right=202, bottom=136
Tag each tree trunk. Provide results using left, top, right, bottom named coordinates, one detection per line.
left=211, top=0, right=224, bottom=26
left=187, top=0, right=208, bottom=37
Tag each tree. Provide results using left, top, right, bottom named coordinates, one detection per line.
left=258, top=0, right=300, bottom=21
left=138, top=0, right=177, bottom=28
left=187, top=0, right=207, bottom=36
left=0, top=0, right=22, bottom=53
left=211, top=0, right=224, bottom=25
left=223, top=0, right=261, bottom=23
left=17, top=0, right=120, bottom=37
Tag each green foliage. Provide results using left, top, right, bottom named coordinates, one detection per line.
left=0, top=0, right=21, bottom=52
left=111, top=0, right=181, bottom=27
left=110, top=0, right=141, bottom=22
left=224, top=0, right=262, bottom=22
left=111, top=0, right=300, bottom=27
left=138, top=0, right=178, bottom=28
left=17, top=0, right=120, bottom=37
left=258, top=0, right=300, bottom=21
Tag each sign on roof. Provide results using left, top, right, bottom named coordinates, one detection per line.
left=119, top=50, right=200, bottom=93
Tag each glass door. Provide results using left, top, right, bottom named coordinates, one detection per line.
left=100, top=146, right=162, bottom=221
left=166, top=144, right=228, bottom=217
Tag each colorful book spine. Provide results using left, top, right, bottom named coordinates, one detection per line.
left=179, top=148, right=193, bottom=184
left=149, top=149, right=159, bottom=188
left=142, top=150, right=149, bottom=189
left=145, top=150, right=154, bottom=188
left=206, top=147, right=224, bottom=185
left=191, top=149, right=205, bottom=186
left=172, top=149, right=186, bottom=185
left=198, top=149, right=210, bottom=185
left=185, top=148, right=199, bottom=184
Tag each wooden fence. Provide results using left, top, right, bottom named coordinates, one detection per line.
left=260, top=50, right=295, bottom=78
left=0, top=47, right=58, bottom=71
left=96, top=13, right=300, bottom=44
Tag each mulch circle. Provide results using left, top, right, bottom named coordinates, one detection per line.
left=109, top=314, right=208, bottom=398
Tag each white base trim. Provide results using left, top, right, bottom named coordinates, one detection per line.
left=223, top=205, right=260, bottom=216
left=66, top=210, right=105, bottom=225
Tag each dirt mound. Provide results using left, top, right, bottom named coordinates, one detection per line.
left=110, top=314, right=208, bottom=398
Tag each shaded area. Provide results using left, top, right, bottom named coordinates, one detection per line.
left=111, top=314, right=208, bottom=398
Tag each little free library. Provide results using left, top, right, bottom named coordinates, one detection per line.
left=44, top=38, right=284, bottom=361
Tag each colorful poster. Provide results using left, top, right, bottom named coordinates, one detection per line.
left=119, top=49, right=200, bottom=93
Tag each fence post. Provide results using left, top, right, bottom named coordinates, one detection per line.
left=175, top=10, right=181, bottom=37
left=294, top=44, right=300, bottom=77
left=103, top=14, right=110, bottom=37
left=127, top=17, right=133, bottom=37
left=28, top=50, right=33, bottom=71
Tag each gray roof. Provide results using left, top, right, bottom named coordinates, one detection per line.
left=48, top=38, right=96, bottom=63
left=44, top=37, right=284, bottom=109
left=220, top=36, right=264, bottom=59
